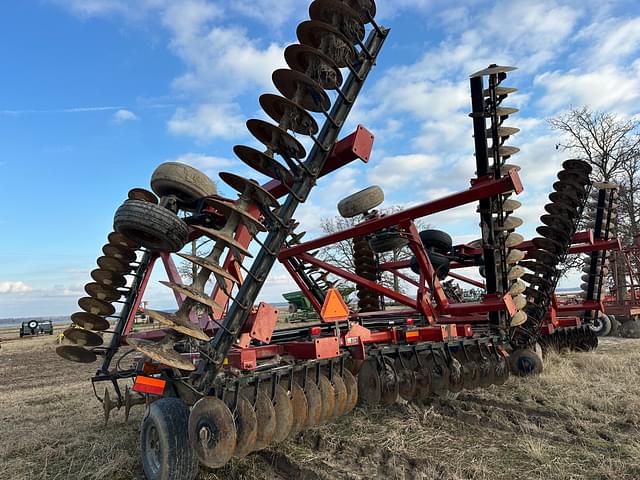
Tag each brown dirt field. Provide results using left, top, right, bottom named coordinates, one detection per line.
left=1, top=336, right=640, bottom=480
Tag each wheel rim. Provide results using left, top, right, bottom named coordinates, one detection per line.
left=145, top=424, right=161, bottom=476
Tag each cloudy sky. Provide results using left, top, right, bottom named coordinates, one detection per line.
left=1, top=0, right=639, bottom=317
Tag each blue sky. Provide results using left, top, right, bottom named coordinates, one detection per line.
left=1, top=0, right=639, bottom=317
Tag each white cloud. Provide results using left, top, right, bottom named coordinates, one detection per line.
left=113, top=109, right=138, bottom=123
left=0, top=281, right=33, bottom=294
left=367, top=154, right=441, bottom=192
left=168, top=103, right=246, bottom=141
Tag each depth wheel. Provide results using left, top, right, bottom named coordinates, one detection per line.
left=151, top=162, right=217, bottom=203
left=140, top=398, right=199, bottom=480
left=114, top=200, right=188, bottom=252
left=337, top=185, right=384, bottom=218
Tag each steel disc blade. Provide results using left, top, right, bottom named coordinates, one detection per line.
left=269, top=384, right=294, bottom=443
left=395, top=355, right=417, bottom=401
left=563, top=159, right=592, bottom=175
left=414, top=353, right=432, bottom=399
left=549, top=190, right=580, bottom=208
left=357, top=358, right=381, bottom=406
left=272, top=69, right=331, bottom=112
left=225, top=395, right=257, bottom=459
left=509, top=280, right=526, bottom=296
left=457, top=352, right=480, bottom=390
left=520, top=260, right=555, bottom=276
left=188, top=396, right=237, bottom=468
left=470, top=65, right=517, bottom=78
left=558, top=169, right=590, bottom=186
left=56, top=345, right=97, bottom=363
left=477, top=354, right=495, bottom=388
left=192, top=226, right=254, bottom=258
left=506, top=249, right=525, bottom=264
left=247, top=118, right=307, bottom=159
left=91, top=268, right=127, bottom=288
left=97, top=255, right=130, bottom=273
left=301, top=375, right=323, bottom=426
left=218, top=172, right=280, bottom=208
left=486, top=125, right=520, bottom=136
left=102, top=244, right=137, bottom=263
left=544, top=201, right=576, bottom=218
left=203, top=196, right=267, bottom=232
left=233, top=145, right=293, bottom=185
left=540, top=214, right=572, bottom=231
left=70, top=312, right=110, bottom=331
left=176, top=253, right=238, bottom=284
left=107, top=231, right=139, bottom=249
left=425, top=354, right=450, bottom=395
left=64, top=327, right=103, bottom=347
left=488, top=145, right=520, bottom=157
left=447, top=357, right=464, bottom=393
left=379, top=358, right=399, bottom=406
left=521, top=273, right=551, bottom=289
left=495, top=215, right=523, bottom=232
left=532, top=236, right=564, bottom=255
left=342, top=368, right=358, bottom=413
left=126, top=337, right=196, bottom=371
left=259, top=93, right=319, bottom=135
left=128, top=187, right=158, bottom=204
left=159, top=281, right=222, bottom=312
left=505, top=232, right=524, bottom=248
left=343, top=0, right=376, bottom=22
left=145, top=309, right=210, bottom=342
left=329, top=373, right=348, bottom=418
left=297, top=21, right=356, bottom=68
left=309, top=0, right=365, bottom=42
left=553, top=180, right=585, bottom=196
left=524, top=286, right=549, bottom=303
left=284, top=44, right=343, bottom=90
left=78, top=296, right=115, bottom=316
left=526, top=249, right=558, bottom=266
left=84, top=282, right=121, bottom=302
left=317, top=373, right=336, bottom=424
left=286, top=381, right=309, bottom=437
left=251, top=389, right=277, bottom=450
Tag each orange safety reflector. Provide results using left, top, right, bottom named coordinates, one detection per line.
left=133, top=375, right=166, bottom=396
left=405, top=330, right=419, bottom=341
left=320, top=288, right=350, bottom=322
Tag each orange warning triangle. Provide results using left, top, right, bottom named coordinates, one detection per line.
left=320, top=288, right=350, bottom=322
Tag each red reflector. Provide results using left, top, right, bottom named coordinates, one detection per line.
left=133, top=375, right=166, bottom=396
left=309, top=326, right=321, bottom=336
left=406, top=331, right=419, bottom=341
left=406, top=318, right=414, bottom=325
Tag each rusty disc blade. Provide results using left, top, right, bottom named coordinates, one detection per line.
left=540, top=214, right=572, bottom=231
left=192, top=225, right=254, bottom=258
left=526, top=248, right=558, bottom=266
left=247, top=118, right=307, bottom=159
left=357, top=358, right=381, bottom=406
left=78, top=296, right=115, bottom=316
left=395, top=354, right=417, bottom=401
left=379, top=357, right=399, bottom=406
left=426, top=354, right=450, bottom=395
left=285, top=381, right=308, bottom=437
left=204, top=193, right=268, bottom=233
left=486, top=125, right=520, bottom=137
left=284, top=44, right=343, bottom=90
left=218, top=172, right=279, bottom=208
left=64, top=327, right=103, bottom=347
left=97, top=255, right=130, bottom=273
left=318, top=373, right=336, bottom=424
left=70, top=312, right=110, bottom=331
left=251, top=388, right=277, bottom=450
left=84, top=282, right=121, bottom=302
left=488, top=145, right=520, bottom=157
left=553, top=180, right=585, bottom=196
left=341, top=368, right=358, bottom=413
left=269, top=384, right=294, bottom=443
left=107, top=231, right=139, bottom=249
left=309, top=0, right=365, bottom=42
left=414, top=353, right=433, bottom=399
left=128, top=187, right=158, bottom=204
left=272, top=68, right=331, bottom=112
left=226, top=394, right=257, bottom=459
left=477, top=354, right=495, bottom=388
left=447, top=357, right=464, bottom=394
left=563, top=159, right=592, bottom=175
left=330, top=373, right=348, bottom=418
left=91, top=268, right=127, bottom=288
left=524, top=286, right=548, bottom=303
left=145, top=309, right=210, bottom=341
left=158, top=281, right=222, bottom=312
left=126, top=337, right=195, bottom=371
left=297, top=20, right=356, bottom=68
left=260, top=93, right=318, bottom=136
left=532, top=236, right=564, bottom=255
left=56, top=345, right=97, bottom=363
left=549, top=190, right=580, bottom=208
left=493, top=355, right=510, bottom=385
left=344, top=0, right=376, bottom=22
left=233, top=145, right=293, bottom=185
left=538, top=222, right=573, bottom=243
left=470, top=65, right=517, bottom=78
left=301, top=375, right=323, bottom=426
left=558, top=169, right=590, bottom=186
left=102, top=243, right=137, bottom=264
left=520, top=260, right=555, bottom=277
left=458, top=352, right=480, bottom=390
left=176, top=253, right=238, bottom=284
left=544, top=201, right=576, bottom=218
left=188, top=396, right=237, bottom=468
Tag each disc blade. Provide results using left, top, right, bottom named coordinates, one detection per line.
left=488, top=145, right=520, bottom=157
left=203, top=194, right=268, bottom=232
left=78, top=296, right=115, bottom=316
left=56, top=345, right=97, bottom=363
left=247, top=118, right=307, bottom=159
left=286, top=381, right=309, bottom=437
left=188, top=396, right=237, bottom=468
left=145, top=309, right=210, bottom=342
left=128, top=187, right=158, bottom=204
left=379, top=358, right=399, bottom=406
left=226, top=395, right=257, bottom=459
left=562, top=159, right=592, bottom=175
left=108, top=231, right=139, bottom=249
left=504, top=232, right=524, bottom=248
left=251, top=388, right=277, bottom=450
left=284, top=43, right=343, bottom=90
left=84, top=282, right=121, bottom=302
left=192, top=226, right=254, bottom=258
left=272, top=68, right=331, bottom=112
left=470, top=65, right=517, bottom=77
left=357, top=358, right=381, bottom=406
left=70, top=312, right=110, bottom=331
left=296, top=20, right=356, bottom=68
left=126, top=337, right=196, bottom=371
left=317, top=373, right=336, bottom=424
left=394, top=355, right=417, bottom=401
left=91, top=268, right=127, bottom=288
left=158, top=281, right=222, bottom=312
left=271, top=384, right=294, bottom=443
left=309, top=0, right=365, bottom=43
left=301, top=375, right=323, bottom=426
left=330, top=373, right=349, bottom=418
left=97, top=255, right=130, bottom=273
left=342, top=368, right=358, bottom=413
left=64, top=327, right=103, bottom=347
left=176, top=253, right=238, bottom=285
left=218, top=171, right=280, bottom=208
left=259, top=93, right=319, bottom=135
left=532, top=236, right=564, bottom=255
left=102, top=244, right=137, bottom=264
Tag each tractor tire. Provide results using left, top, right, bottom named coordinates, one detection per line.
left=140, top=397, right=199, bottom=480
left=150, top=162, right=217, bottom=203
left=419, top=230, right=453, bottom=254
left=620, top=317, right=640, bottom=338
left=114, top=200, right=188, bottom=252
left=590, top=315, right=612, bottom=337
left=337, top=186, right=384, bottom=218
left=368, top=232, right=408, bottom=253
left=609, top=315, right=620, bottom=336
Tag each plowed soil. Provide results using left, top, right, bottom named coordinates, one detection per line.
left=1, top=336, right=639, bottom=480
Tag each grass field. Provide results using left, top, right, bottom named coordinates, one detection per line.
left=1, top=335, right=639, bottom=480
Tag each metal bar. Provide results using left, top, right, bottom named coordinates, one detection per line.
left=281, top=259, right=323, bottom=313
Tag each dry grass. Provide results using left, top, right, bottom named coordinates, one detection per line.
left=1, top=336, right=640, bottom=479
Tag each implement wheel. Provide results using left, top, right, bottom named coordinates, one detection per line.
left=419, top=229, right=452, bottom=254
left=140, top=398, right=199, bottom=480
left=337, top=185, right=384, bottom=218
left=590, top=315, right=612, bottom=337
left=114, top=200, right=188, bottom=252
left=151, top=162, right=217, bottom=203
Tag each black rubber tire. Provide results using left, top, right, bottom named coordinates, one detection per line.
left=337, top=186, right=384, bottom=218
left=150, top=162, right=217, bottom=203
left=140, top=398, right=199, bottom=480
left=590, top=315, right=612, bottom=337
left=509, top=348, right=543, bottom=376
left=419, top=230, right=453, bottom=254
left=368, top=232, right=408, bottom=253
left=409, top=251, right=450, bottom=279
left=114, top=200, right=188, bottom=252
